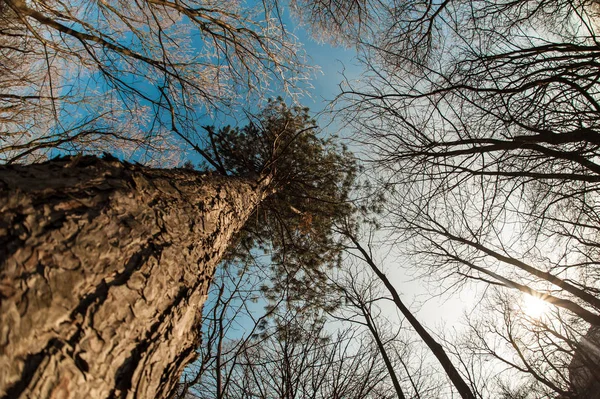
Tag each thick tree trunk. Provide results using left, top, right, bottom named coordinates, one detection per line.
left=0, top=156, right=269, bottom=399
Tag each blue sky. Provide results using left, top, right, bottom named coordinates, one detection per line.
left=292, top=29, right=361, bottom=112
left=289, top=27, right=475, bottom=330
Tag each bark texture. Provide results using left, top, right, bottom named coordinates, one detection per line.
left=0, top=156, right=267, bottom=399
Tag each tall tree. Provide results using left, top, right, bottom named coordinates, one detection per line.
left=337, top=225, right=476, bottom=399
left=331, top=261, right=445, bottom=399
left=0, top=101, right=356, bottom=398
left=322, top=0, right=600, bottom=395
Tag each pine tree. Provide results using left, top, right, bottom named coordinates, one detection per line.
left=0, top=100, right=356, bottom=398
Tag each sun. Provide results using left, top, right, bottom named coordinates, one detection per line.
left=522, top=294, right=550, bottom=319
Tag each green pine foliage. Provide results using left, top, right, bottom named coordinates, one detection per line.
left=203, top=98, right=357, bottom=312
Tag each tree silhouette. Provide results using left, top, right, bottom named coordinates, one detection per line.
left=333, top=0, right=600, bottom=395
left=0, top=0, right=310, bottom=163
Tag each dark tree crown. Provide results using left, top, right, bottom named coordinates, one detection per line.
left=201, top=98, right=358, bottom=312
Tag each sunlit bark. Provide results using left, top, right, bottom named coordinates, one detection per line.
left=0, top=155, right=270, bottom=398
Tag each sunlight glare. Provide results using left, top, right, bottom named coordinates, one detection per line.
left=522, top=294, right=550, bottom=319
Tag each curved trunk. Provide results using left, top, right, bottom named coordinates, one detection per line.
left=0, top=156, right=268, bottom=399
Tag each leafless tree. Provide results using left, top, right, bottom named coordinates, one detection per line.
left=174, top=257, right=279, bottom=399
left=177, top=223, right=445, bottom=399
left=335, top=224, right=477, bottom=398
left=330, top=260, right=445, bottom=399
left=446, top=289, right=600, bottom=398
left=0, top=0, right=312, bottom=163
left=328, top=0, right=600, bottom=394
left=231, top=312, right=393, bottom=399
left=179, top=287, right=398, bottom=399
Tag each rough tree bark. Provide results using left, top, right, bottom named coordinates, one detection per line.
left=0, top=155, right=271, bottom=399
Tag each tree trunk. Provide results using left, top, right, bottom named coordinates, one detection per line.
left=0, top=156, right=269, bottom=399
left=346, top=234, right=476, bottom=399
